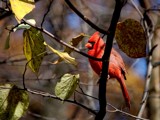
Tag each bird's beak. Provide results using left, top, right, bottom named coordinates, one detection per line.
left=85, top=43, right=92, bottom=49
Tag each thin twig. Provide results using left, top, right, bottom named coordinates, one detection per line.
left=136, top=34, right=153, bottom=120
left=107, top=103, right=149, bottom=120
left=149, top=44, right=158, bottom=56
left=22, top=60, right=29, bottom=89
left=77, top=84, right=99, bottom=100
left=27, top=111, right=57, bottom=120
left=0, top=83, right=149, bottom=120
left=146, top=8, right=160, bottom=12
left=22, top=18, right=102, bottom=61
left=26, top=88, right=97, bottom=115
left=27, top=86, right=149, bottom=120
left=64, top=0, right=109, bottom=35
left=27, top=86, right=147, bottom=120
left=76, top=86, right=149, bottom=120
left=76, top=90, right=98, bottom=100
left=130, top=0, right=143, bottom=18
left=79, top=82, right=97, bottom=86
left=22, top=51, right=47, bottom=89
left=41, top=0, right=54, bottom=27
left=136, top=19, right=154, bottom=120
left=153, top=61, right=160, bottom=68
left=145, top=4, right=160, bottom=12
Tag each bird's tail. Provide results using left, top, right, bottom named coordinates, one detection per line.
left=117, top=77, right=130, bottom=109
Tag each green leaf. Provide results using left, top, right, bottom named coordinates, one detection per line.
left=23, top=27, right=46, bottom=74
left=44, top=42, right=77, bottom=66
left=6, top=19, right=35, bottom=32
left=10, top=0, right=35, bottom=22
left=4, top=32, right=11, bottom=49
left=115, top=19, right=146, bottom=58
left=55, top=74, right=79, bottom=100
left=0, top=84, right=29, bottom=120
left=13, top=24, right=31, bottom=32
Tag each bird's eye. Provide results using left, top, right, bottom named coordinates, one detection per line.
left=88, top=41, right=95, bottom=46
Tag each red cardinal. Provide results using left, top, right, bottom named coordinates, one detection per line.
left=85, top=32, right=130, bottom=108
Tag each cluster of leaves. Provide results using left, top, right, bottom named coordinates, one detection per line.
left=0, top=0, right=147, bottom=120
left=1, top=0, right=84, bottom=119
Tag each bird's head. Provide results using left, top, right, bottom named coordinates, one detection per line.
left=85, top=32, right=105, bottom=50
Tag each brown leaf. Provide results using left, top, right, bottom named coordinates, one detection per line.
left=115, top=19, right=146, bottom=58
left=55, top=33, right=86, bottom=63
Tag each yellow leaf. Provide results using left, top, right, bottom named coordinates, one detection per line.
left=44, top=42, right=77, bottom=66
left=10, top=0, right=35, bottom=22
left=115, top=19, right=146, bottom=58
left=56, top=33, right=86, bottom=63
left=23, top=27, right=46, bottom=74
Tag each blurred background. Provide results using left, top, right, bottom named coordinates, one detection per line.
left=0, top=0, right=160, bottom=120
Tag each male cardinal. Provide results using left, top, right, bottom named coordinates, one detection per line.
left=85, top=32, right=130, bottom=108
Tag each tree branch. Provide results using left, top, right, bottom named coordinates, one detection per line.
left=26, top=88, right=97, bottom=115
left=22, top=18, right=102, bottom=61
left=64, top=0, right=109, bottom=35
left=95, top=0, right=126, bottom=119
left=0, top=85, right=148, bottom=120
left=41, top=0, right=54, bottom=27
left=135, top=1, right=155, bottom=119
left=107, top=103, right=149, bottom=120
left=136, top=33, right=153, bottom=120
left=153, top=61, right=160, bottom=68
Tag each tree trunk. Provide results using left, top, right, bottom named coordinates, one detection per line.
left=148, top=27, right=160, bottom=120
left=139, top=1, right=160, bottom=120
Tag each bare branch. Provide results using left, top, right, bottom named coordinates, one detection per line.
left=22, top=60, right=28, bottom=89
left=107, top=103, right=149, bottom=120
left=149, top=44, right=158, bottom=56
left=95, top=0, right=127, bottom=119
left=27, top=111, right=56, bottom=120
left=153, top=61, right=160, bottom=68
left=26, top=88, right=97, bottom=115
left=136, top=10, right=154, bottom=120
left=130, top=0, right=143, bottom=18
left=22, top=51, right=47, bottom=89
left=22, top=18, right=102, bottom=61
left=41, top=0, right=54, bottom=27
left=0, top=78, right=150, bottom=120
left=64, top=0, right=109, bottom=35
